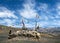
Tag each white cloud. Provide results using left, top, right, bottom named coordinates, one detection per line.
left=2, top=19, right=16, bottom=26
left=37, top=3, right=60, bottom=21
left=38, top=3, right=48, bottom=11
left=57, top=3, right=60, bottom=10
left=38, top=20, right=60, bottom=27
left=56, top=3, right=60, bottom=15
left=0, top=7, right=19, bottom=27
left=52, top=21, right=60, bottom=27
left=57, top=10, right=60, bottom=15
left=37, top=3, right=50, bottom=20
left=37, top=3, right=60, bottom=20
left=1, top=2, right=60, bottom=28
left=38, top=21, right=48, bottom=27
left=0, top=7, right=18, bottom=19
left=24, top=23, right=35, bottom=28
left=44, top=16, right=49, bottom=20
left=18, top=3, right=60, bottom=28
left=55, top=15, right=60, bottom=18
left=18, top=0, right=38, bottom=19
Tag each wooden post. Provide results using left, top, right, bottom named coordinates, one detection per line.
left=21, top=18, right=26, bottom=30
left=35, top=15, right=40, bottom=31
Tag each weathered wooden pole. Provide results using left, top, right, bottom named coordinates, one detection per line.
left=35, top=15, right=40, bottom=31
left=21, top=18, right=26, bottom=30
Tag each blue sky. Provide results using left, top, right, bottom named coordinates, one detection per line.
left=0, top=0, right=60, bottom=28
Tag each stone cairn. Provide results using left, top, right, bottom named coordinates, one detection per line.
left=8, top=29, right=41, bottom=40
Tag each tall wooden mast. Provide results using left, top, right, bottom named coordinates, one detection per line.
left=22, top=19, right=25, bottom=28
left=21, top=18, right=25, bottom=29
left=35, top=15, right=40, bottom=31
left=21, top=18, right=27, bottom=30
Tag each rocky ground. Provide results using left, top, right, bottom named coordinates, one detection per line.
left=0, top=25, right=60, bottom=43
left=0, top=32, right=60, bottom=43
